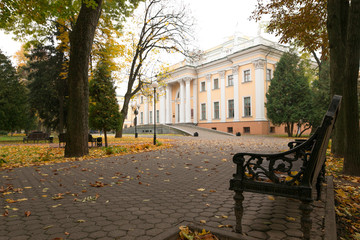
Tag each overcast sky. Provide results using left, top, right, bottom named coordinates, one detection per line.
left=0, top=0, right=277, bottom=65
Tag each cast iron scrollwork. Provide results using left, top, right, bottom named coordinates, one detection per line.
left=233, top=133, right=317, bottom=186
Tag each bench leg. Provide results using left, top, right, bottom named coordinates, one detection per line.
left=300, top=200, right=313, bottom=240
left=233, top=190, right=244, bottom=233
left=316, top=163, right=326, bottom=200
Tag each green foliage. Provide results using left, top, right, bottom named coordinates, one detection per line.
left=156, top=140, right=162, bottom=146
left=89, top=56, right=121, bottom=133
left=0, top=0, right=142, bottom=42
left=309, top=60, right=331, bottom=128
left=25, top=44, right=68, bottom=131
left=0, top=49, right=34, bottom=132
left=266, top=51, right=312, bottom=137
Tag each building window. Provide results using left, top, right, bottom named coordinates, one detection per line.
left=243, top=127, right=250, bottom=133
left=156, top=110, right=159, bottom=123
left=141, top=96, right=144, bottom=103
left=213, top=101, right=220, bottom=119
left=212, top=127, right=217, bottom=130
left=228, top=99, right=234, bottom=118
left=140, top=112, right=143, bottom=124
left=227, top=127, right=233, bottom=133
left=244, top=97, right=251, bottom=117
left=149, top=111, right=153, bottom=123
left=201, top=103, right=206, bottom=120
left=213, top=78, right=219, bottom=89
left=227, top=75, right=233, bottom=86
left=243, top=70, right=251, bottom=82
left=200, top=81, right=206, bottom=92
left=266, top=69, right=272, bottom=81
left=270, top=126, right=275, bottom=133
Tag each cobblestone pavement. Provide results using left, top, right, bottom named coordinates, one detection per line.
left=0, top=135, right=326, bottom=240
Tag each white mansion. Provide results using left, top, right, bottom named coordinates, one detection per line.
left=126, top=34, right=293, bottom=135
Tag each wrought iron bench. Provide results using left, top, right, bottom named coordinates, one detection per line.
left=229, top=95, right=342, bottom=240
left=23, top=131, right=53, bottom=143
left=58, top=133, right=102, bottom=147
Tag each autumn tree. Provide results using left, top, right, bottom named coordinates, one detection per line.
left=252, top=0, right=360, bottom=176
left=0, top=0, right=142, bottom=157
left=114, top=0, right=194, bottom=137
left=89, top=52, right=120, bottom=147
left=266, top=51, right=312, bottom=137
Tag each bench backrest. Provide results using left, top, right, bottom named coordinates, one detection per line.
left=302, top=95, right=342, bottom=187
left=28, top=132, right=49, bottom=139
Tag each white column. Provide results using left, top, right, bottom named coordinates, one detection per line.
left=232, top=66, right=240, bottom=121
left=219, top=70, right=226, bottom=122
left=159, top=87, right=166, bottom=124
left=179, top=79, right=185, bottom=123
left=253, top=59, right=266, bottom=121
left=144, top=97, right=149, bottom=124
left=185, top=78, right=191, bottom=123
left=206, top=74, right=212, bottom=123
left=193, top=79, right=198, bottom=124
left=165, top=85, right=172, bottom=124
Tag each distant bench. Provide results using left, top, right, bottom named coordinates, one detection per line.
left=23, top=132, right=53, bottom=143
left=58, top=133, right=102, bottom=147
left=229, top=95, right=342, bottom=240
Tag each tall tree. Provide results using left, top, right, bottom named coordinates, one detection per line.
left=252, top=0, right=360, bottom=176
left=115, top=0, right=194, bottom=137
left=327, top=0, right=360, bottom=176
left=0, top=49, right=34, bottom=133
left=89, top=53, right=120, bottom=147
left=251, top=0, right=328, bottom=68
left=266, top=51, right=312, bottom=137
left=0, top=0, right=142, bottom=157
left=26, top=44, right=68, bottom=132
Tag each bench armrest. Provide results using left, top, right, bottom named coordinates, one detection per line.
left=233, top=135, right=316, bottom=185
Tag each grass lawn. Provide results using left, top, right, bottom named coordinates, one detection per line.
left=0, top=135, right=173, bottom=169
left=0, top=135, right=25, bottom=143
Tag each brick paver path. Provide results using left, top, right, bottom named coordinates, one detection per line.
left=0, top=135, right=325, bottom=240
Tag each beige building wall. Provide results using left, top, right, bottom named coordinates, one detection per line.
left=131, top=35, right=312, bottom=135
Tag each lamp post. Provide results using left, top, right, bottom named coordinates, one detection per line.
left=151, top=82, right=159, bottom=145
left=131, top=102, right=140, bottom=138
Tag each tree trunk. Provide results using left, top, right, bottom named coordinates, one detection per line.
left=343, top=0, right=360, bottom=176
left=115, top=93, right=132, bottom=138
left=328, top=0, right=360, bottom=176
left=65, top=0, right=103, bottom=157
left=115, top=114, right=125, bottom=138
left=327, top=0, right=347, bottom=157
left=104, top=129, right=108, bottom=147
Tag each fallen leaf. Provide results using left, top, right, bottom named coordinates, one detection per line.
left=218, top=225, right=232, bottom=228
left=197, top=188, right=205, bottom=191
left=200, top=220, right=206, bottom=224
left=43, top=225, right=54, bottom=230
left=2, top=210, right=9, bottom=217
left=25, top=211, right=31, bottom=217
left=286, top=216, right=296, bottom=221
left=267, top=196, right=275, bottom=201
left=77, top=219, right=86, bottom=223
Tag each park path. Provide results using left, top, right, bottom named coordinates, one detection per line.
left=0, top=136, right=326, bottom=240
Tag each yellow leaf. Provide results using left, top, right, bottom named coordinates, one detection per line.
left=197, top=188, right=205, bottom=191
left=267, top=196, right=275, bottom=201
left=286, top=216, right=296, bottom=221
left=200, top=220, right=206, bottom=224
